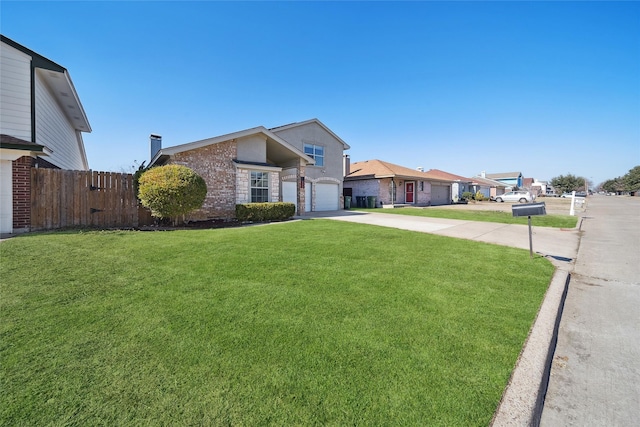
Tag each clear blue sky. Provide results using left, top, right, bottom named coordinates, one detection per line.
left=2, top=1, right=639, bottom=186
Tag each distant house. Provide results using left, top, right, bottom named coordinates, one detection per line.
left=0, top=35, right=91, bottom=234
left=483, top=171, right=523, bottom=190
left=148, top=118, right=350, bottom=220
left=470, top=175, right=507, bottom=199
left=343, top=159, right=454, bottom=207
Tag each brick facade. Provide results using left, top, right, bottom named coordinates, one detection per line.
left=12, top=156, right=35, bottom=231
left=171, top=139, right=238, bottom=221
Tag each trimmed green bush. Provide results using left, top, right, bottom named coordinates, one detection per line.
left=462, top=191, right=474, bottom=201
left=138, top=165, right=207, bottom=223
left=236, top=202, right=295, bottom=222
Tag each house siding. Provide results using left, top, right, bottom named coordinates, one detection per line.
left=0, top=42, right=31, bottom=141
left=34, top=70, right=86, bottom=170
left=171, top=139, right=238, bottom=221
left=272, top=121, right=345, bottom=194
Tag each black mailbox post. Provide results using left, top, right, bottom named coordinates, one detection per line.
left=512, top=202, right=546, bottom=258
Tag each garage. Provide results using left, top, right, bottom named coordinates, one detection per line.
left=431, top=184, right=451, bottom=206
left=314, top=183, right=339, bottom=211
left=281, top=181, right=297, bottom=213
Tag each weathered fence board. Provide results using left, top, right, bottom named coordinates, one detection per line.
left=30, top=168, right=148, bottom=231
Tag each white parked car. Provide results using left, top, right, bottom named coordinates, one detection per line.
left=494, top=191, right=535, bottom=203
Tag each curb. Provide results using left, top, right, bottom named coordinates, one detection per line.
left=491, top=268, right=571, bottom=426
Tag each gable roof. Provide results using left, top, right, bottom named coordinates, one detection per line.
left=269, top=118, right=350, bottom=150
left=471, top=175, right=507, bottom=188
left=485, top=172, right=522, bottom=179
left=150, top=125, right=314, bottom=167
left=346, top=159, right=453, bottom=183
left=424, top=169, right=472, bottom=182
left=1, top=35, right=91, bottom=133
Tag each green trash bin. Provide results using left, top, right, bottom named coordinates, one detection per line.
left=367, top=196, right=377, bottom=208
left=344, top=196, right=352, bottom=209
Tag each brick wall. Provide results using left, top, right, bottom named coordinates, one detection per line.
left=171, top=139, right=238, bottom=220
left=12, top=156, right=35, bottom=231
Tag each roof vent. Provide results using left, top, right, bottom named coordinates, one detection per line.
left=417, top=166, right=424, bottom=172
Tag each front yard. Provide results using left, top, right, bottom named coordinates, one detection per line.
left=1, top=220, right=555, bottom=425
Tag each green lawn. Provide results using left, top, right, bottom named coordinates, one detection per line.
left=354, top=207, right=578, bottom=228
left=1, top=220, right=554, bottom=426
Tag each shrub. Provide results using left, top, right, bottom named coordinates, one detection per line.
left=462, top=191, right=474, bottom=201
left=475, top=191, right=486, bottom=201
left=236, top=203, right=295, bottom=222
left=138, top=165, right=207, bottom=224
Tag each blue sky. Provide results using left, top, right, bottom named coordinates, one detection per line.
left=2, top=1, right=639, bottom=186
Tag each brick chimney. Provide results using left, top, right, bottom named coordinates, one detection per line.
left=150, top=134, right=162, bottom=161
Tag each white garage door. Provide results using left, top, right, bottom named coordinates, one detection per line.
left=0, top=160, right=13, bottom=234
left=314, top=183, right=339, bottom=211
left=282, top=181, right=297, bottom=212
left=431, top=184, right=451, bottom=206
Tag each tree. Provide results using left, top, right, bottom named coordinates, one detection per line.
left=550, top=174, right=587, bottom=194
left=623, top=166, right=640, bottom=191
left=138, top=165, right=207, bottom=224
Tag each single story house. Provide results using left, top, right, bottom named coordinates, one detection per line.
left=483, top=171, right=524, bottom=190
left=470, top=175, right=507, bottom=199
left=424, top=169, right=473, bottom=202
left=148, top=118, right=350, bottom=220
left=343, top=159, right=455, bottom=207
left=0, top=35, right=91, bottom=234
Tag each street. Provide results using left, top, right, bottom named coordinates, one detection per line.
left=540, top=195, right=640, bottom=426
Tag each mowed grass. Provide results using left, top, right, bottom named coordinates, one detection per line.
left=354, top=207, right=578, bottom=228
left=0, top=220, right=555, bottom=426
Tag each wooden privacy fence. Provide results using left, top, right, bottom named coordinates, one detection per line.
left=31, top=168, right=152, bottom=231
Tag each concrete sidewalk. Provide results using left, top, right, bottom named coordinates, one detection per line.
left=298, top=208, right=582, bottom=425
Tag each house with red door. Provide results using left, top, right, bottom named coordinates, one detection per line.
left=343, top=159, right=455, bottom=207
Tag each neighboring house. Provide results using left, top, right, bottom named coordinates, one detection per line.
left=0, top=35, right=91, bottom=234
left=530, top=179, right=555, bottom=196
left=343, top=159, right=454, bottom=207
left=148, top=118, right=350, bottom=220
left=483, top=171, right=523, bottom=190
left=470, top=175, right=507, bottom=199
left=424, top=169, right=473, bottom=202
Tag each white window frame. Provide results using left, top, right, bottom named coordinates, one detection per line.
left=304, top=143, right=324, bottom=167
left=250, top=171, right=270, bottom=203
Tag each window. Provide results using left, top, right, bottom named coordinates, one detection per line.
left=250, top=171, right=269, bottom=202
left=304, top=143, right=324, bottom=167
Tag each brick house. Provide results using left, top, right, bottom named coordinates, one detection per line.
left=0, top=35, right=91, bottom=234
left=148, top=118, right=350, bottom=220
left=343, top=159, right=455, bottom=207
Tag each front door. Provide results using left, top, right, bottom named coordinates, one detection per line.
left=405, top=182, right=414, bottom=203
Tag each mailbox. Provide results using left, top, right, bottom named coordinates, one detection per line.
left=512, top=202, right=546, bottom=217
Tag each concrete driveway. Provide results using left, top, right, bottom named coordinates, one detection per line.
left=301, top=208, right=581, bottom=269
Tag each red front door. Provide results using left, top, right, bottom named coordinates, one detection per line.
left=405, top=182, right=414, bottom=203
